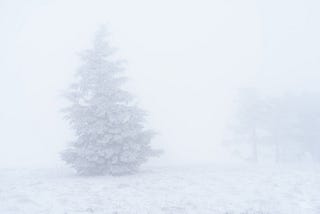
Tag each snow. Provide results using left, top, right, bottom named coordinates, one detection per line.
left=1, top=164, right=319, bottom=214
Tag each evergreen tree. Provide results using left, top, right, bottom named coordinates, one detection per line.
left=61, top=27, right=159, bottom=175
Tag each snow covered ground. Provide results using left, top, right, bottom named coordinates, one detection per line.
left=0, top=164, right=319, bottom=214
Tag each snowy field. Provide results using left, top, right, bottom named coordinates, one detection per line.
left=1, top=164, right=319, bottom=214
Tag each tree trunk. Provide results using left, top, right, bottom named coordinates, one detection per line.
left=275, top=140, right=280, bottom=163
left=274, top=131, right=280, bottom=163
left=252, top=128, right=258, bottom=162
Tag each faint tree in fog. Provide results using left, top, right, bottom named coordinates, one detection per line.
left=266, top=95, right=299, bottom=162
left=227, top=88, right=270, bottom=162
left=227, top=90, right=320, bottom=163
left=268, top=93, right=320, bottom=162
left=61, top=27, right=160, bottom=175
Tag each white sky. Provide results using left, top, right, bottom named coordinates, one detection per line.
left=0, top=0, right=319, bottom=167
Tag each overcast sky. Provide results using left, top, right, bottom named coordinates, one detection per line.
left=0, top=0, right=319, bottom=167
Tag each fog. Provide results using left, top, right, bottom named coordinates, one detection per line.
left=1, top=0, right=320, bottom=168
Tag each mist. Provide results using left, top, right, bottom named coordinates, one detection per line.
left=1, top=1, right=320, bottom=213
left=1, top=0, right=319, bottom=167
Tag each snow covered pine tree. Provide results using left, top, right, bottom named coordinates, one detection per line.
left=61, top=27, right=159, bottom=175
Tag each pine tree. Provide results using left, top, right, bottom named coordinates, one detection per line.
left=61, top=27, right=159, bottom=175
